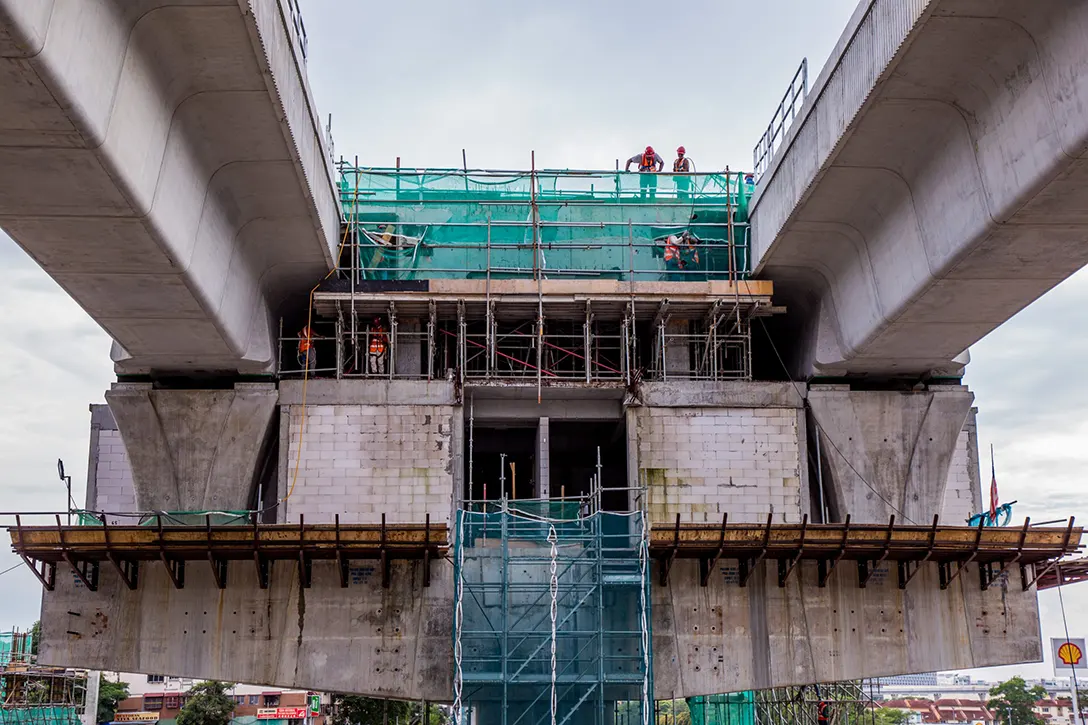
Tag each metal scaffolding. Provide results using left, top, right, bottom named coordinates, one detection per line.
left=0, top=630, right=88, bottom=725
left=452, top=473, right=652, bottom=725
left=685, top=679, right=884, bottom=725
left=279, top=281, right=772, bottom=386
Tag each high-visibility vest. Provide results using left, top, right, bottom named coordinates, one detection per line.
left=673, top=157, right=691, bottom=173
left=640, top=153, right=657, bottom=172
left=369, top=326, right=387, bottom=355
left=298, top=326, right=314, bottom=353
left=664, top=236, right=680, bottom=263
left=817, top=702, right=830, bottom=724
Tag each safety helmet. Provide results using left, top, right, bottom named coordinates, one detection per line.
left=677, top=146, right=685, bottom=154
left=645, top=146, right=654, bottom=154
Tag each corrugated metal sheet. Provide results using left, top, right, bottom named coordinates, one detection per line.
left=752, top=0, right=933, bottom=266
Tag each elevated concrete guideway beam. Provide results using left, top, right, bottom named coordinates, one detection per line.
left=751, top=0, right=1088, bottom=378
left=0, top=0, right=341, bottom=375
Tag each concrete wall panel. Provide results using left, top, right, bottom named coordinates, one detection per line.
left=105, top=383, right=277, bottom=511
left=39, top=560, right=453, bottom=702
left=809, top=386, right=973, bottom=523
left=653, top=557, right=1041, bottom=697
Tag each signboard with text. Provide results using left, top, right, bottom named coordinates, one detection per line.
left=1052, top=637, right=1087, bottom=674
left=257, top=708, right=308, bottom=720
left=112, top=713, right=159, bottom=723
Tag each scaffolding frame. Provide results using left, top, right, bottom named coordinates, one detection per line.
left=453, top=466, right=652, bottom=725
left=278, top=283, right=774, bottom=386
left=683, top=679, right=885, bottom=725
left=1, top=629, right=88, bottom=725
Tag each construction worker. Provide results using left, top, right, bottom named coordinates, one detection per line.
left=367, top=316, right=389, bottom=375
left=673, top=146, right=694, bottom=201
left=680, top=230, right=700, bottom=269
left=625, top=146, right=664, bottom=201
left=817, top=701, right=831, bottom=725
left=297, top=324, right=317, bottom=373
left=663, top=234, right=683, bottom=280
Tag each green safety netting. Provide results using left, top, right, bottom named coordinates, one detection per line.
left=338, top=167, right=754, bottom=283
left=0, top=633, right=30, bottom=668
left=687, top=692, right=757, bottom=725
left=0, top=707, right=81, bottom=725
left=73, top=511, right=251, bottom=527
left=453, top=507, right=652, bottom=725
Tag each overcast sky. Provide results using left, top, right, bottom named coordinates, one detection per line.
left=0, top=0, right=1084, bottom=685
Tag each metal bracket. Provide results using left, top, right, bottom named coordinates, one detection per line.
left=380, top=513, right=390, bottom=589
left=206, top=515, right=227, bottom=590
left=297, top=515, right=311, bottom=589
left=1022, top=516, right=1076, bottom=591
left=778, top=514, right=808, bottom=587
left=938, top=517, right=983, bottom=590
left=660, top=513, right=680, bottom=587
left=859, top=514, right=895, bottom=588
left=739, top=513, right=774, bottom=588
left=699, top=513, right=729, bottom=587
left=817, top=515, right=851, bottom=587
left=103, top=519, right=138, bottom=590
left=335, top=514, right=349, bottom=588
left=253, top=516, right=268, bottom=589
left=898, top=515, right=939, bottom=590
left=423, top=513, right=432, bottom=588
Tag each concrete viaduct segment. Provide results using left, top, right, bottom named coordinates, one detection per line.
left=751, top=0, right=1088, bottom=378
left=0, top=0, right=341, bottom=376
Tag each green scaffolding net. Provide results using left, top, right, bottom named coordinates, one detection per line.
left=452, top=506, right=652, bottom=725
left=337, top=167, right=754, bottom=283
left=686, top=693, right=756, bottom=725
left=1, top=633, right=85, bottom=725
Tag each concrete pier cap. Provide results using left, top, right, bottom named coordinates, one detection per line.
left=808, top=384, right=974, bottom=524
left=104, top=383, right=278, bottom=512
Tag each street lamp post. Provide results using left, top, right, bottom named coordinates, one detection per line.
left=57, top=458, right=73, bottom=525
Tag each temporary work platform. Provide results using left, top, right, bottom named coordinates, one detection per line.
left=1, top=630, right=86, bottom=725
left=453, top=485, right=651, bottom=725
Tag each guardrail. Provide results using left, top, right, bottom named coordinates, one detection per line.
left=752, top=58, right=808, bottom=182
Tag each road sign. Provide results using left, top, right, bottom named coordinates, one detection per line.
left=1052, top=637, right=1087, bottom=674
left=308, top=695, right=320, bottom=716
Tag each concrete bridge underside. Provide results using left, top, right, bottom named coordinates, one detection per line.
left=0, top=0, right=339, bottom=375
left=752, top=0, right=1088, bottom=378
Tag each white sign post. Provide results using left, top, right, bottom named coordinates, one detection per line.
left=1052, top=638, right=1086, bottom=725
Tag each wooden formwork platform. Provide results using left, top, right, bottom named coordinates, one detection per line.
left=649, top=513, right=1082, bottom=592
left=8, top=514, right=446, bottom=593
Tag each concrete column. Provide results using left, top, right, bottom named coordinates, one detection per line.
left=104, top=383, right=278, bottom=511
left=808, top=385, right=974, bottom=523
left=396, top=318, right=422, bottom=377
left=537, top=416, right=550, bottom=498
left=664, top=319, right=689, bottom=376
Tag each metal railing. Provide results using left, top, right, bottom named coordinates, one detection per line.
left=753, top=58, right=809, bottom=182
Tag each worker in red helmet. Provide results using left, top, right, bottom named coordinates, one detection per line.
left=673, top=146, right=695, bottom=201
left=367, top=316, right=389, bottom=376
left=625, top=145, right=664, bottom=201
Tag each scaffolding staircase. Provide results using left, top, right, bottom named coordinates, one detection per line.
left=453, top=490, right=651, bottom=725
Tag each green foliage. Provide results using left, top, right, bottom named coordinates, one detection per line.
left=869, top=708, right=911, bottom=725
left=97, top=678, right=130, bottom=724
left=176, top=681, right=235, bottom=725
left=989, top=677, right=1047, bottom=725
left=328, top=696, right=457, bottom=725
left=656, top=699, right=692, bottom=725
left=29, top=621, right=41, bottom=656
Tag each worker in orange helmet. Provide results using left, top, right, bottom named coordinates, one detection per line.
left=625, top=145, right=664, bottom=201
left=297, top=323, right=318, bottom=374
left=673, top=146, right=695, bottom=201
left=368, top=316, right=389, bottom=375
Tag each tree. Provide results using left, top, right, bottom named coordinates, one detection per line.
left=97, top=678, right=130, bottom=724
left=176, top=681, right=235, bottom=725
left=329, top=696, right=446, bottom=725
left=29, top=620, right=41, bottom=655
left=989, top=677, right=1047, bottom=725
left=870, top=707, right=911, bottom=725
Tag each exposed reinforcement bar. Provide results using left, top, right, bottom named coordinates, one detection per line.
left=650, top=513, right=1082, bottom=592
left=8, top=514, right=447, bottom=593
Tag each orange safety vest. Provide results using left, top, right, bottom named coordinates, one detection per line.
left=640, top=153, right=658, bottom=171
left=298, top=326, right=314, bottom=353
left=673, top=157, right=691, bottom=173
left=369, top=326, right=387, bottom=355
left=664, top=236, right=680, bottom=262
